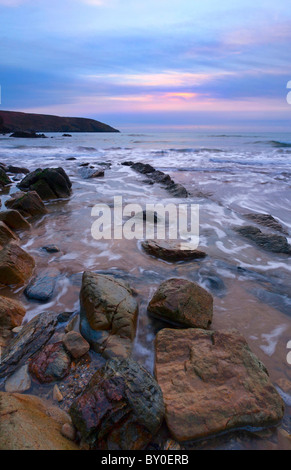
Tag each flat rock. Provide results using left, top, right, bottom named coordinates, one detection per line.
left=0, top=312, right=59, bottom=379
left=142, top=239, right=206, bottom=262
left=5, top=191, right=47, bottom=218
left=80, top=272, right=138, bottom=359
left=0, top=392, right=78, bottom=450
left=0, top=210, right=31, bottom=231
left=0, top=221, right=19, bottom=246
left=148, top=278, right=213, bottom=329
left=69, top=358, right=164, bottom=450
left=63, top=331, right=90, bottom=359
left=0, top=243, right=35, bottom=285
left=24, top=268, right=59, bottom=302
left=235, top=225, right=291, bottom=254
left=17, top=167, right=72, bottom=200
left=155, top=328, right=285, bottom=442
left=5, top=364, right=31, bottom=393
left=29, top=342, right=71, bottom=384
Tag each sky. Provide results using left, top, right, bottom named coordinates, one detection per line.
left=0, top=0, right=291, bottom=131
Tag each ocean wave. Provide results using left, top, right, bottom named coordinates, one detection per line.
left=254, top=140, right=291, bottom=148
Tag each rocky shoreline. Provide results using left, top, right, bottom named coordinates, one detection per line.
left=0, top=161, right=290, bottom=450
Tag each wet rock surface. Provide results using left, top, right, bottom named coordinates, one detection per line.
left=155, top=328, right=285, bottom=442
left=80, top=272, right=138, bottom=359
left=0, top=209, right=31, bottom=231
left=235, top=225, right=291, bottom=254
left=29, top=342, right=71, bottom=384
left=18, top=167, right=72, bottom=200
left=0, top=243, right=35, bottom=286
left=24, top=267, right=59, bottom=302
left=63, top=331, right=90, bottom=359
left=0, top=295, right=26, bottom=336
left=69, top=358, right=165, bottom=450
left=0, top=312, right=59, bottom=379
left=5, top=190, right=47, bottom=217
left=148, top=278, right=213, bottom=329
left=243, top=214, right=288, bottom=234
left=0, top=392, right=79, bottom=450
left=142, top=239, right=206, bottom=262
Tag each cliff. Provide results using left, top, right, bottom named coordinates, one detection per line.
left=0, top=110, right=119, bottom=133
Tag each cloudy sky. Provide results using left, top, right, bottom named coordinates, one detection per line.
left=0, top=0, right=290, bottom=130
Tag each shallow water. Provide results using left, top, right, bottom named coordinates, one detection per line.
left=0, top=130, right=290, bottom=450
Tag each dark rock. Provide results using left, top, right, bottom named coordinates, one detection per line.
left=57, top=311, right=76, bottom=323
left=7, top=165, right=30, bottom=175
left=17, top=167, right=72, bottom=200
left=244, top=213, right=288, bottom=235
left=24, top=268, right=59, bottom=302
left=10, top=131, right=47, bottom=138
left=62, top=134, right=72, bottom=137
left=79, top=167, right=104, bottom=179
left=80, top=272, right=138, bottom=359
left=142, top=239, right=206, bottom=262
left=148, top=278, right=213, bottom=329
left=235, top=225, right=291, bottom=254
left=5, top=191, right=47, bottom=217
left=0, top=210, right=31, bottom=230
left=69, top=358, right=164, bottom=450
left=131, top=162, right=156, bottom=174
left=155, top=328, right=285, bottom=442
left=41, top=244, right=60, bottom=253
left=0, top=167, right=11, bottom=187
left=0, top=243, right=35, bottom=286
left=66, top=157, right=76, bottom=161
left=29, top=342, right=71, bottom=384
left=0, top=312, right=59, bottom=378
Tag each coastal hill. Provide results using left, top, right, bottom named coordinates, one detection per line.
left=0, top=110, right=119, bottom=133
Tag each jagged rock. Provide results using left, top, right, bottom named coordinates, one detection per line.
left=41, top=245, right=60, bottom=253
left=235, top=225, right=291, bottom=254
left=5, top=364, right=31, bottom=393
left=53, top=384, right=64, bottom=402
left=5, top=191, right=47, bottom=218
left=69, top=358, right=164, bottom=450
left=148, top=278, right=213, bottom=329
left=17, top=167, right=72, bottom=200
left=0, top=221, right=19, bottom=246
left=63, top=331, right=90, bottom=359
left=0, top=312, right=59, bottom=379
left=155, top=328, right=285, bottom=442
left=244, top=213, right=288, bottom=235
left=29, top=342, right=71, bottom=384
left=24, top=268, right=59, bottom=302
left=0, top=243, right=35, bottom=286
left=0, top=210, right=31, bottom=231
left=0, top=295, right=26, bottom=334
left=79, top=167, right=104, bottom=179
left=0, top=167, right=11, bottom=187
left=10, top=131, right=47, bottom=138
left=0, top=392, right=79, bottom=450
left=80, top=272, right=138, bottom=359
left=142, top=239, right=206, bottom=262
left=6, top=165, right=30, bottom=175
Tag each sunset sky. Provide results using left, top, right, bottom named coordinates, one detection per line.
left=1, top=0, right=291, bottom=131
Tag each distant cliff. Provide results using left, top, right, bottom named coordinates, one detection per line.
left=0, top=110, right=119, bottom=133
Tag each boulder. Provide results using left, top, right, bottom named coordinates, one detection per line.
left=0, top=243, right=35, bottom=286
left=80, top=272, right=138, bottom=359
left=0, top=221, right=19, bottom=246
left=69, top=358, right=164, bottom=450
left=5, top=191, right=47, bottom=218
left=155, top=328, right=285, bottom=442
left=0, top=209, right=31, bottom=231
left=6, top=165, right=30, bottom=175
left=63, top=331, right=90, bottom=359
left=235, top=225, right=291, bottom=254
left=5, top=364, right=31, bottom=393
left=0, top=312, right=59, bottom=379
left=0, top=392, right=79, bottom=450
left=24, top=267, right=59, bottom=302
left=148, top=278, right=213, bottom=329
left=142, top=239, right=206, bottom=262
left=0, top=295, right=26, bottom=333
left=17, top=167, right=72, bottom=199
left=0, top=167, right=11, bottom=187
left=29, top=342, right=71, bottom=384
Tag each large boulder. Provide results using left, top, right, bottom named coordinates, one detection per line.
left=235, top=225, right=291, bottom=254
left=0, top=392, right=78, bottom=450
left=18, top=167, right=72, bottom=200
left=69, top=358, right=164, bottom=450
left=80, top=272, right=138, bottom=359
left=0, top=312, right=59, bottom=379
left=0, top=243, right=35, bottom=286
left=0, top=221, right=19, bottom=246
left=29, top=342, right=71, bottom=384
left=0, top=210, right=31, bottom=231
left=5, top=191, right=47, bottom=218
left=155, top=328, right=285, bottom=442
left=148, top=278, right=213, bottom=329
left=142, top=239, right=206, bottom=262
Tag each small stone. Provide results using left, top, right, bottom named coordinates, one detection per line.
left=61, top=423, right=76, bottom=441
left=5, top=364, right=31, bottom=393
left=63, top=331, right=90, bottom=359
left=42, top=245, right=60, bottom=253
left=53, top=384, right=64, bottom=402
left=12, top=326, right=23, bottom=334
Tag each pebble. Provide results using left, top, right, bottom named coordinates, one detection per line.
left=53, top=384, right=64, bottom=402
left=61, top=423, right=76, bottom=441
